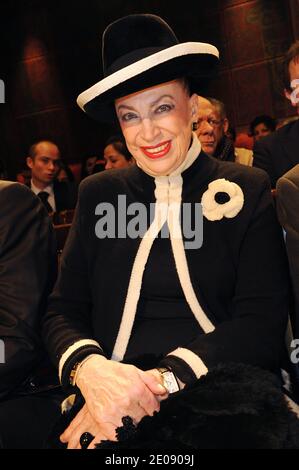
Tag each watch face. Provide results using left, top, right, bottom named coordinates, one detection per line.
left=162, top=371, right=180, bottom=394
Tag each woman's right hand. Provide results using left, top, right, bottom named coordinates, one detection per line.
left=65, top=355, right=167, bottom=444
left=60, top=403, right=109, bottom=449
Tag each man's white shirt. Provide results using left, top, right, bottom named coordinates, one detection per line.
left=30, top=180, right=56, bottom=212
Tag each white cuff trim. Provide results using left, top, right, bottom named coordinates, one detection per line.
left=169, top=347, right=208, bottom=379
left=58, top=339, right=102, bottom=382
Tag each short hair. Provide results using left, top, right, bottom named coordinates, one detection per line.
left=283, top=40, right=299, bottom=91
left=206, top=97, right=227, bottom=120
left=104, top=135, right=133, bottom=161
left=249, top=115, right=277, bottom=136
left=28, top=140, right=60, bottom=159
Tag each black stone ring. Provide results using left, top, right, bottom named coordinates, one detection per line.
left=80, top=431, right=94, bottom=449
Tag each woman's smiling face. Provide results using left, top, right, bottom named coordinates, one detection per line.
left=115, top=79, right=198, bottom=176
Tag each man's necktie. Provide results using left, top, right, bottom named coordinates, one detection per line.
left=37, top=191, right=53, bottom=213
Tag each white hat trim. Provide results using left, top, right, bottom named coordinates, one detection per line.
left=77, top=42, right=219, bottom=110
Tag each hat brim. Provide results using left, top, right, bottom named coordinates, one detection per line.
left=77, top=42, right=219, bottom=123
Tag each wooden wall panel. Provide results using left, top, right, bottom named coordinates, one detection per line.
left=0, top=0, right=298, bottom=178
left=232, top=62, right=274, bottom=125
left=208, top=0, right=296, bottom=131
left=289, top=0, right=299, bottom=39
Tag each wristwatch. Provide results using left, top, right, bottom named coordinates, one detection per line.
left=69, top=354, right=104, bottom=387
left=157, top=367, right=180, bottom=394
left=69, top=362, right=81, bottom=386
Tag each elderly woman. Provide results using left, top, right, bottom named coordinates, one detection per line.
left=43, top=15, right=295, bottom=449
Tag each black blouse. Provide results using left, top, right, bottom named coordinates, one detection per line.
left=126, top=235, right=200, bottom=360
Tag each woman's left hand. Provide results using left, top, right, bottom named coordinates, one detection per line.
left=144, top=368, right=170, bottom=401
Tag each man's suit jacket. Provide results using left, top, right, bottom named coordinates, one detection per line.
left=277, top=165, right=299, bottom=338
left=28, top=180, right=77, bottom=213
left=0, top=181, right=56, bottom=400
left=53, top=180, right=77, bottom=213
left=253, top=119, right=299, bottom=188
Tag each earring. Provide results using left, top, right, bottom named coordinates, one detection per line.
left=192, top=122, right=198, bottom=131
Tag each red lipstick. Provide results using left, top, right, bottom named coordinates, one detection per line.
left=141, top=141, right=171, bottom=159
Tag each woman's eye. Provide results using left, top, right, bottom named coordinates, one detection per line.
left=156, top=104, right=173, bottom=114
left=121, top=112, right=138, bottom=122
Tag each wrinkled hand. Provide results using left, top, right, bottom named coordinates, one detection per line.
left=61, top=356, right=167, bottom=448
left=61, top=404, right=109, bottom=449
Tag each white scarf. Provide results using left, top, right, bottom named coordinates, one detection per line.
left=112, top=134, right=215, bottom=362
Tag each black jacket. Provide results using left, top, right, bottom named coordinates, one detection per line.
left=276, top=164, right=299, bottom=338
left=0, top=182, right=56, bottom=400
left=43, top=152, right=290, bottom=389
left=28, top=180, right=77, bottom=213
left=253, top=119, right=299, bottom=188
left=53, top=180, right=77, bottom=213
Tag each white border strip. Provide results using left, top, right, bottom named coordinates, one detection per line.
left=166, top=159, right=215, bottom=334
left=77, top=42, right=219, bottom=109
left=170, top=226, right=215, bottom=334
left=58, top=339, right=102, bottom=381
left=169, top=347, right=208, bottom=379
left=111, top=202, right=168, bottom=361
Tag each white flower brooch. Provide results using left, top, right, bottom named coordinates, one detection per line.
left=201, top=178, right=244, bottom=221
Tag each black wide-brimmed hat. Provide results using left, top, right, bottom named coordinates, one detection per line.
left=77, top=14, right=219, bottom=122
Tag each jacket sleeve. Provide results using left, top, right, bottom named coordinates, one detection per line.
left=42, top=183, right=104, bottom=390
left=0, top=183, right=56, bottom=399
left=276, top=174, right=299, bottom=338
left=253, top=140, right=276, bottom=188
left=161, top=176, right=290, bottom=384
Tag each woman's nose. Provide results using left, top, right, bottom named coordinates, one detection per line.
left=140, top=117, right=160, bottom=142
